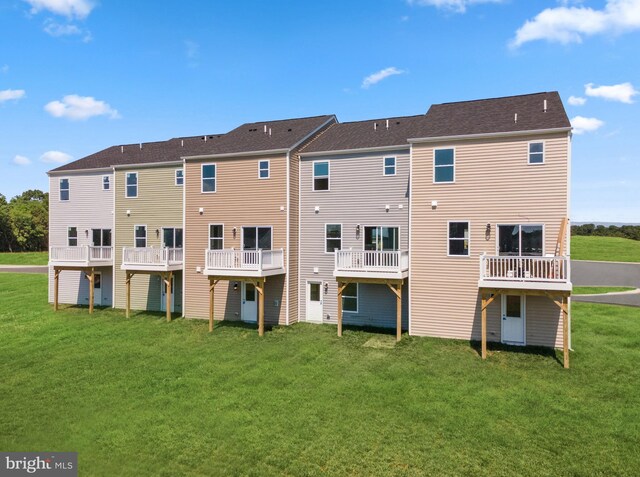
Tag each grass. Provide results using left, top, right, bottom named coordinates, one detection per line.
left=573, top=286, right=636, bottom=295
left=1, top=274, right=639, bottom=476
left=0, top=251, right=48, bottom=265
left=571, top=235, right=640, bottom=262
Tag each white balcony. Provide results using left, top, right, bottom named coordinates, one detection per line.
left=49, top=246, right=113, bottom=268
left=478, top=254, right=572, bottom=291
left=334, top=250, right=409, bottom=280
left=204, top=249, right=285, bottom=278
left=121, top=247, right=183, bottom=272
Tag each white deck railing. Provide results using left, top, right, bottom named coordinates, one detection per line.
left=122, top=247, right=183, bottom=266
left=205, top=249, right=284, bottom=272
left=335, top=250, right=409, bottom=273
left=50, top=246, right=113, bottom=263
left=480, top=254, right=570, bottom=283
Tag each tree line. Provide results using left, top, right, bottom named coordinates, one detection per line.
left=0, top=190, right=48, bottom=252
left=572, top=223, right=640, bottom=241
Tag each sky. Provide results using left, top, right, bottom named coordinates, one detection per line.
left=0, top=0, right=638, bottom=222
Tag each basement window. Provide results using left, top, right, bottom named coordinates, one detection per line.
left=342, top=283, right=358, bottom=313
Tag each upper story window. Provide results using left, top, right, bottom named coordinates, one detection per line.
left=498, top=224, right=543, bottom=256
left=242, top=226, right=272, bottom=251
left=364, top=226, right=399, bottom=251
left=529, top=142, right=544, bottom=164
left=67, top=227, right=77, bottom=246
left=134, top=225, right=147, bottom=248
left=59, top=178, right=70, bottom=201
left=325, top=224, right=342, bottom=253
left=163, top=228, right=183, bottom=249
left=383, top=157, right=396, bottom=176
left=448, top=221, right=469, bottom=256
left=202, top=164, right=216, bottom=193
left=175, top=169, right=184, bottom=186
left=102, top=175, right=110, bottom=190
left=209, top=224, right=223, bottom=250
left=258, top=160, right=270, bottom=179
left=313, top=161, right=329, bottom=191
left=434, top=148, right=455, bottom=183
left=126, top=172, right=138, bottom=198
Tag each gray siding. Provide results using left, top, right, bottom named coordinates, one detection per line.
left=299, top=149, right=410, bottom=328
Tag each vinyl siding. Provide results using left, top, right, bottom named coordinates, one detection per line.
left=299, top=149, right=410, bottom=328
left=410, top=132, right=570, bottom=348
left=113, top=165, right=184, bottom=312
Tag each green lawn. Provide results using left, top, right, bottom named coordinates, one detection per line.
left=571, top=235, right=640, bottom=262
left=1, top=274, right=639, bottom=476
left=0, top=251, right=48, bottom=265
left=573, top=286, right=636, bottom=295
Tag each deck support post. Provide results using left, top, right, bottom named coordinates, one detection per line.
left=562, top=298, right=569, bottom=369
left=54, top=268, right=60, bottom=312
left=385, top=281, right=403, bottom=342
left=479, top=291, right=499, bottom=360
left=165, top=271, right=173, bottom=322
left=125, top=272, right=131, bottom=318
left=88, top=268, right=95, bottom=314
left=208, top=278, right=219, bottom=332
left=337, top=282, right=347, bottom=337
left=256, top=279, right=265, bottom=337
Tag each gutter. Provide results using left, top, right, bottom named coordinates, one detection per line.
left=300, top=144, right=409, bottom=158
left=182, top=148, right=290, bottom=161
left=408, top=127, right=572, bottom=144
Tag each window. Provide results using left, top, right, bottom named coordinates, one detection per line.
left=60, top=178, right=69, bottom=201
left=529, top=142, right=544, bottom=164
left=364, top=226, right=399, bottom=251
left=92, top=229, right=112, bottom=247
left=209, top=224, right=224, bottom=250
left=202, top=164, right=216, bottom=193
left=434, top=148, right=454, bottom=183
left=258, top=160, right=270, bottom=179
left=498, top=225, right=543, bottom=256
left=383, top=157, right=396, bottom=176
left=67, top=227, right=77, bottom=246
left=242, top=227, right=272, bottom=250
left=342, top=283, right=358, bottom=313
left=313, top=161, right=329, bottom=191
left=126, top=172, right=138, bottom=198
left=175, top=169, right=184, bottom=186
left=134, top=225, right=147, bottom=248
left=102, top=175, right=110, bottom=190
left=325, top=224, right=342, bottom=253
left=448, top=222, right=469, bottom=256
left=163, top=228, right=183, bottom=248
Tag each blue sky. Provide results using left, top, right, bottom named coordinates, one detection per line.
left=0, top=0, right=638, bottom=222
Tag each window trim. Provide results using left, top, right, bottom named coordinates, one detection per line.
left=102, top=175, right=110, bottom=191
left=258, top=160, right=270, bottom=180
left=59, top=178, right=70, bottom=201
left=134, top=224, right=147, bottom=248
left=208, top=223, right=224, bottom=250
left=175, top=169, right=184, bottom=186
left=67, top=226, right=78, bottom=247
left=241, top=226, right=273, bottom=251
left=125, top=172, right=138, bottom=198
left=201, top=163, right=217, bottom=193
left=361, top=225, right=401, bottom=252
left=528, top=141, right=545, bottom=165
left=433, top=147, right=455, bottom=184
left=383, top=156, right=397, bottom=176
left=447, top=220, right=470, bottom=257
left=324, top=223, right=342, bottom=254
left=312, top=160, right=330, bottom=192
left=342, top=282, right=358, bottom=314
left=495, top=223, right=545, bottom=256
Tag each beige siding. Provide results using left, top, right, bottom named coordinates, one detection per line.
left=288, top=149, right=300, bottom=324
left=114, top=165, right=184, bottom=312
left=410, top=132, right=570, bottom=348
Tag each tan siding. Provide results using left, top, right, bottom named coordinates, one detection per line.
left=288, top=150, right=300, bottom=324
left=410, top=133, right=569, bottom=348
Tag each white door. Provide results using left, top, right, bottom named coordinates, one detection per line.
left=241, top=282, right=257, bottom=322
left=93, top=272, right=102, bottom=306
left=502, top=295, right=525, bottom=345
left=306, top=281, right=323, bottom=323
left=160, top=276, right=175, bottom=313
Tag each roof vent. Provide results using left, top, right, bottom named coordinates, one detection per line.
left=386, top=119, right=389, bottom=130
left=514, top=113, right=518, bottom=124
left=264, top=125, right=268, bottom=134
left=139, top=143, right=142, bottom=150
left=396, top=121, right=400, bottom=125
left=204, top=135, right=207, bottom=142
left=543, top=99, right=548, bottom=112
left=269, top=128, right=272, bottom=137
left=288, top=128, right=292, bottom=132
left=374, top=122, right=378, bottom=131
left=121, top=145, right=124, bottom=153
left=181, top=139, right=184, bottom=147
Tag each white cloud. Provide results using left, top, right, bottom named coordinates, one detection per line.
left=568, top=95, right=587, bottom=106
left=0, top=89, right=26, bottom=103
left=44, top=95, right=120, bottom=120
left=571, top=115, right=604, bottom=134
left=40, top=150, right=73, bottom=164
left=511, top=0, right=640, bottom=48
left=362, top=67, right=406, bottom=89
left=12, top=155, right=31, bottom=166
left=43, top=20, right=92, bottom=41
left=585, top=82, right=638, bottom=103
left=407, top=0, right=503, bottom=13
left=23, top=0, right=95, bottom=19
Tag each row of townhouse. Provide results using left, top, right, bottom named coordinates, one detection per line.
left=48, top=91, right=574, bottom=366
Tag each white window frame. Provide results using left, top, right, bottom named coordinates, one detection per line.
left=447, top=220, right=470, bottom=257
left=258, top=160, right=270, bottom=179
left=175, top=169, right=184, bottom=186
left=59, top=178, right=70, bottom=201
left=312, top=160, right=330, bottom=192
left=528, top=141, right=545, bottom=165
left=383, top=156, right=396, bottom=176
left=162, top=227, right=183, bottom=249
left=241, top=226, right=273, bottom=251
left=102, top=175, right=110, bottom=191
left=208, top=224, right=224, bottom=250
left=361, top=225, right=401, bottom=251
left=67, top=226, right=78, bottom=247
left=324, top=223, right=342, bottom=254
left=433, top=147, right=455, bottom=184
left=201, top=163, right=216, bottom=193
left=495, top=223, right=545, bottom=256
left=125, top=172, right=138, bottom=198
left=342, top=282, right=358, bottom=314
left=134, top=225, right=147, bottom=248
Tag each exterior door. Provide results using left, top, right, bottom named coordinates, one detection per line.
left=241, top=282, right=257, bottom=322
left=93, top=272, right=102, bottom=306
left=502, top=295, right=525, bottom=345
left=306, top=282, right=323, bottom=323
left=160, top=276, right=175, bottom=313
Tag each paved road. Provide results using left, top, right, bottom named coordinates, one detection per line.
left=0, top=265, right=48, bottom=274
left=572, top=260, right=640, bottom=307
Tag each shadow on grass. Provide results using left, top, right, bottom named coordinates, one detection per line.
left=341, top=324, right=401, bottom=336
left=211, top=320, right=274, bottom=333
left=470, top=339, right=563, bottom=366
